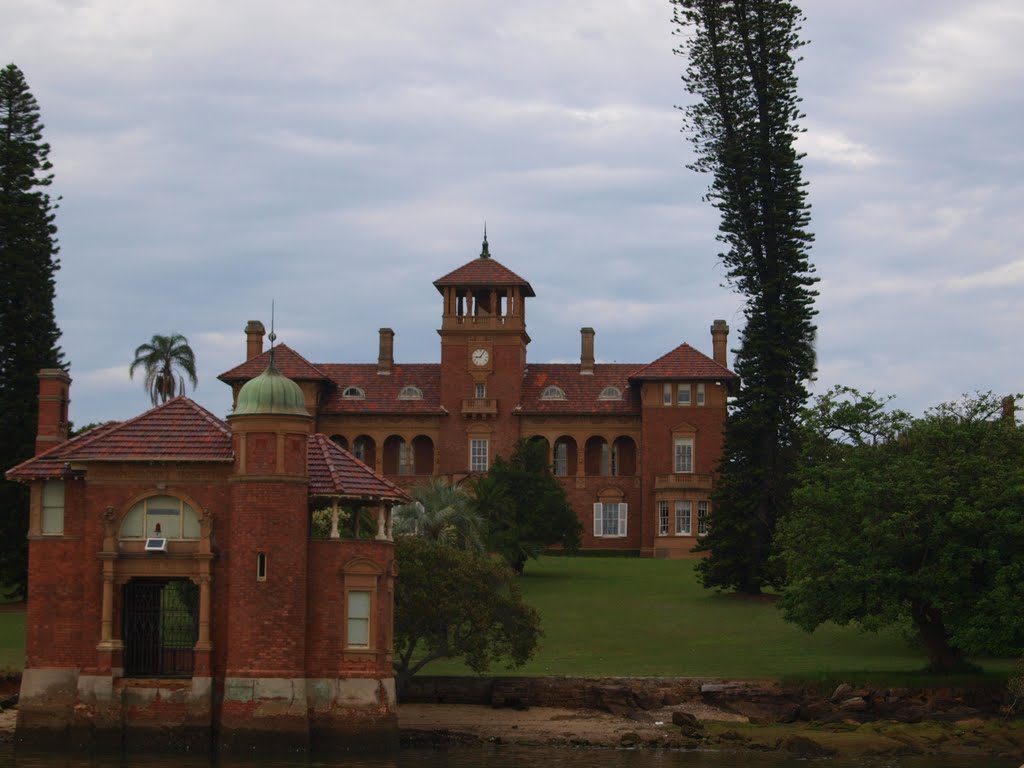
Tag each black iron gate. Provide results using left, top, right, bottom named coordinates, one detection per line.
left=122, top=579, right=198, bottom=677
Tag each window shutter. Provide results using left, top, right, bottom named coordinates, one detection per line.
left=593, top=503, right=603, bottom=537
left=618, top=503, right=628, bottom=536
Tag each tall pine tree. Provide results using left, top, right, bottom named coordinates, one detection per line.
left=0, top=63, right=65, bottom=597
left=672, top=1, right=817, bottom=593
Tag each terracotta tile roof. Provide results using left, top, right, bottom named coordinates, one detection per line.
left=307, top=434, right=411, bottom=503
left=518, top=364, right=641, bottom=415
left=317, top=364, right=446, bottom=415
left=629, top=343, right=737, bottom=382
left=218, top=344, right=330, bottom=383
left=6, top=399, right=233, bottom=479
left=6, top=422, right=122, bottom=480
left=433, top=256, right=535, bottom=297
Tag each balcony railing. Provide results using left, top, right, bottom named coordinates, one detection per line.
left=462, top=398, right=498, bottom=416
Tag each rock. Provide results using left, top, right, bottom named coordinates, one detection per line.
left=924, top=705, right=982, bottom=722
left=839, top=696, right=868, bottom=712
left=726, top=699, right=801, bottom=724
left=830, top=683, right=853, bottom=703
left=799, top=699, right=836, bottom=722
left=619, top=732, right=641, bottom=747
left=779, top=734, right=838, bottom=757
left=672, top=711, right=702, bottom=728
left=701, top=682, right=742, bottom=693
left=634, top=691, right=664, bottom=710
left=678, top=725, right=704, bottom=740
left=595, top=685, right=637, bottom=716
left=0, top=694, right=18, bottom=710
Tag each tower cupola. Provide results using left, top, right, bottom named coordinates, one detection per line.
left=232, top=358, right=308, bottom=417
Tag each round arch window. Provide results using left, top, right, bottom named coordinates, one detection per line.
left=120, top=496, right=200, bottom=540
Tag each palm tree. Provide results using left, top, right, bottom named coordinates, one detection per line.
left=392, top=479, right=486, bottom=553
left=129, top=333, right=198, bottom=406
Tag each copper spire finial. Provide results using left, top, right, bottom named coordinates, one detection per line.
left=480, top=223, right=490, bottom=259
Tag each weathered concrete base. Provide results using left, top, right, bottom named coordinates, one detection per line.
left=218, top=676, right=398, bottom=753
left=16, top=668, right=398, bottom=754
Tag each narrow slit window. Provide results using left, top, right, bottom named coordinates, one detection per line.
left=256, top=552, right=267, bottom=581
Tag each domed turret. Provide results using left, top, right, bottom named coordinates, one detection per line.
left=232, top=359, right=308, bottom=417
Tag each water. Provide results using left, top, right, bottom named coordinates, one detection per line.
left=1, top=747, right=1018, bottom=768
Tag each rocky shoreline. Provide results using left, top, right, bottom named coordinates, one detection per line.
left=399, top=675, right=1024, bottom=758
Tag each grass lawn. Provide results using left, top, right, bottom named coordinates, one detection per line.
left=0, top=610, right=24, bottom=674
left=427, top=556, right=1015, bottom=682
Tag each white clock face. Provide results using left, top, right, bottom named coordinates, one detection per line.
left=471, top=348, right=490, bottom=366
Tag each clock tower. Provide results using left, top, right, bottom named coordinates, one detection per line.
left=434, top=234, right=534, bottom=475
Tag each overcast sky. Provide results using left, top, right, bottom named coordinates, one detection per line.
left=4, top=0, right=1022, bottom=426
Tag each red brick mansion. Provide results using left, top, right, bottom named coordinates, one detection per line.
left=223, top=236, right=737, bottom=558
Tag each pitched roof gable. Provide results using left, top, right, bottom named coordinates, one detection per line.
left=433, top=257, right=535, bottom=297
left=218, top=343, right=330, bottom=383
left=307, top=434, right=411, bottom=503
left=6, top=398, right=232, bottom=479
left=629, top=343, right=736, bottom=382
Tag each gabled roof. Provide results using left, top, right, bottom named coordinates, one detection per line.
left=317, top=364, right=446, bottom=415
left=433, top=256, right=535, bottom=297
left=629, top=343, right=737, bottom=382
left=307, top=434, right=411, bottom=503
left=218, top=344, right=330, bottom=383
left=6, top=398, right=233, bottom=479
left=518, top=364, right=641, bottom=415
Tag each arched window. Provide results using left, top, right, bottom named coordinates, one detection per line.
left=598, top=386, right=622, bottom=401
left=398, top=386, right=423, bottom=400
left=553, top=436, right=577, bottom=477
left=541, top=385, right=567, bottom=401
left=120, top=496, right=200, bottom=540
left=342, top=386, right=365, bottom=399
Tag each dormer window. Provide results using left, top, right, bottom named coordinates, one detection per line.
left=398, top=386, right=423, bottom=400
left=598, top=386, right=622, bottom=401
left=541, top=385, right=567, bottom=401
left=342, top=386, right=365, bottom=399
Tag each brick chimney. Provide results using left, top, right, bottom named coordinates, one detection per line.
left=1003, top=395, right=1017, bottom=424
left=245, top=320, right=266, bottom=360
left=378, top=328, right=394, bottom=376
left=580, top=328, right=595, bottom=375
left=710, top=320, right=729, bottom=368
left=36, top=368, right=71, bottom=455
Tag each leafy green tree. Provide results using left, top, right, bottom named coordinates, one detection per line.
left=672, top=0, right=818, bottom=593
left=471, top=439, right=581, bottom=574
left=777, top=391, right=1024, bottom=672
left=392, top=479, right=485, bottom=553
left=0, top=63, right=64, bottom=597
left=129, top=333, right=198, bottom=405
left=393, top=536, right=541, bottom=697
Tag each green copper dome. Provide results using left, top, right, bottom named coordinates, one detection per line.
left=233, top=359, right=309, bottom=417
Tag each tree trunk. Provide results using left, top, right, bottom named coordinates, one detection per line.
left=911, top=599, right=963, bottom=672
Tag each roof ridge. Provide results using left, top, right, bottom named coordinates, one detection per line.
left=174, top=396, right=231, bottom=436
